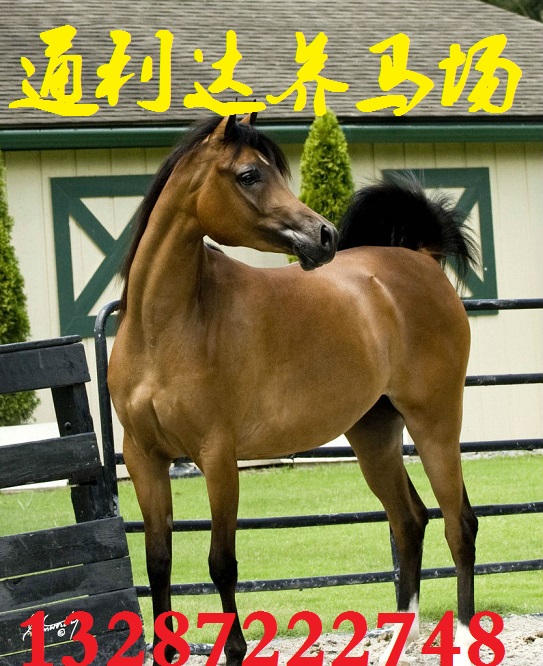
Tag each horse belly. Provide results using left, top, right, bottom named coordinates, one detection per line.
left=236, top=348, right=386, bottom=460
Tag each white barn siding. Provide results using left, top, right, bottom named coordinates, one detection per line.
left=4, top=140, right=543, bottom=454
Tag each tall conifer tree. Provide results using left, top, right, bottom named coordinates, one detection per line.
left=299, top=109, right=354, bottom=228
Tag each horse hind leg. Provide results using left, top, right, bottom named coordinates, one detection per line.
left=346, top=397, right=429, bottom=665
left=399, top=393, right=478, bottom=666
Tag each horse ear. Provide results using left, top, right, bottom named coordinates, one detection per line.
left=240, top=112, right=258, bottom=125
left=210, top=114, right=237, bottom=141
left=224, top=113, right=237, bottom=137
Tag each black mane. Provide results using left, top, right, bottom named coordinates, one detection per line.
left=119, top=116, right=290, bottom=313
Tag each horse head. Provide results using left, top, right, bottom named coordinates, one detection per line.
left=190, top=114, right=338, bottom=270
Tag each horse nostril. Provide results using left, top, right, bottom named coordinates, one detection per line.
left=320, top=224, right=335, bottom=250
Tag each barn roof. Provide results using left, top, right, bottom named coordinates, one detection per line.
left=1, top=0, right=542, bottom=133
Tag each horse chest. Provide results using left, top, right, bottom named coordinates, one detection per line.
left=123, top=353, right=227, bottom=433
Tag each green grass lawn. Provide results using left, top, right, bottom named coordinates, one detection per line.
left=1, top=455, right=542, bottom=644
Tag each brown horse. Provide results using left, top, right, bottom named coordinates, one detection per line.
left=108, top=114, right=478, bottom=666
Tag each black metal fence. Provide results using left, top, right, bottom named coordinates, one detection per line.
left=94, top=298, right=543, bottom=599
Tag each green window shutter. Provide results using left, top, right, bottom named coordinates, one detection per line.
left=51, top=175, right=153, bottom=337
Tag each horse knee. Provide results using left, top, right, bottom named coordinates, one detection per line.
left=209, top=551, right=238, bottom=589
left=147, top=548, right=171, bottom=588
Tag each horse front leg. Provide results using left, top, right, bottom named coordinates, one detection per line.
left=203, top=449, right=247, bottom=666
left=124, top=436, right=176, bottom=664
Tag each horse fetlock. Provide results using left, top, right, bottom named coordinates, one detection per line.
left=379, top=601, right=419, bottom=666
left=453, top=622, right=475, bottom=666
left=151, top=638, right=177, bottom=665
left=224, top=634, right=247, bottom=666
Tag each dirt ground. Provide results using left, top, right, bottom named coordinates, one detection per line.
left=176, top=614, right=543, bottom=666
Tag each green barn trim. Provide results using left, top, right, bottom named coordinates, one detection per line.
left=52, top=167, right=497, bottom=337
left=384, top=167, right=498, bottom=307
left=51, top=175, right=153, bottom=336
left=2, top=122, right=542, bottom=151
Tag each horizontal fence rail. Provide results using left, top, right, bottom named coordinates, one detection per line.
left=113, top=438, right=543, bottom=467
left=135, top=559, right=543, bottom=597
left=124, top=501, right=543, bottom=534
left=463, top=298, right=543, bottom=311
left=95, top=297, right=543, bottom=603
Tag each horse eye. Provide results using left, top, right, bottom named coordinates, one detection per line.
left=238, top=169, right=260, bottom=187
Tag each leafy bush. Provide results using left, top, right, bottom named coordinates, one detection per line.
left=0, top=153, right=39, bottom=425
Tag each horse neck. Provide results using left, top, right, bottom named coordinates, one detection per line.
left=124, top=167, right=207, bottom=334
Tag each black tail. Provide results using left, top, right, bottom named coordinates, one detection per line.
left=338, top=172, right=478, bottom=285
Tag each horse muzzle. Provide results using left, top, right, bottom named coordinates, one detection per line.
left=284, top=221, right=338, bottom=270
